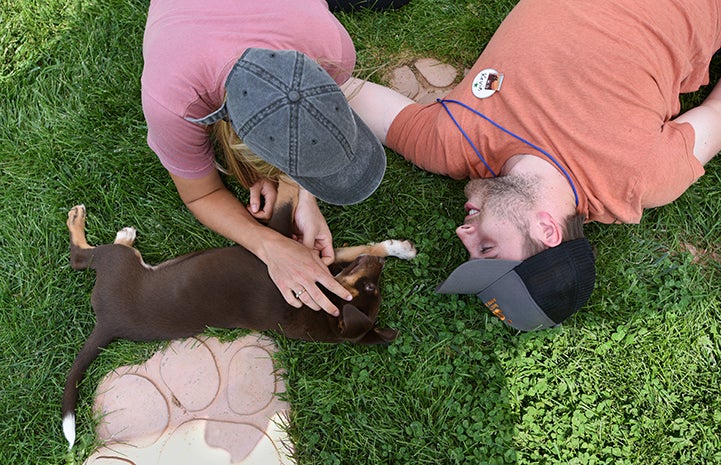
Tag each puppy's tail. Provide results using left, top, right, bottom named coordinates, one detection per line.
left=62, top=326, right=113, bottom=450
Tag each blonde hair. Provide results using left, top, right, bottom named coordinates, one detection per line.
left=210, top=119, right=288, bottom=188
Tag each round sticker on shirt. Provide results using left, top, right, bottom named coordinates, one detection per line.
left=472, top=68, right=504, bottom=99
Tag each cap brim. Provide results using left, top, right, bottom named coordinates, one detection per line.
left=292, top=108, right=386, bottom=206
left=477, top=272, right=559, bottom=331
left=436, top=258, right=558, bottom=331
left=436, top=258, right=521, bottom=294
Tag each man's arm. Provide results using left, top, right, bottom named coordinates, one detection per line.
left=673, top=80, right=721, bottom=166
left=342, top=77, right=414, bottom=144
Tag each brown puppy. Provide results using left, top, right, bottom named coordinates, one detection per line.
left=62, top=191, right=416, bottom=449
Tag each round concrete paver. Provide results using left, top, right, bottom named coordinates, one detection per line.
left=83, top=335, right=294, bottom=465
left=387, top=58, right=460, bottom=104
left=414, top=58, right=457, bottom=88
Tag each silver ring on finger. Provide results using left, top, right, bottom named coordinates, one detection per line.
left=294, top=288, right=306, bottom=299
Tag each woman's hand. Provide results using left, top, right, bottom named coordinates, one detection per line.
left=264, top=186, right=349, bottom=316
left=291, top=188, right=335, bottom=265
left=261, top=233, right=351, bottom=317
left=246, top=178, right=277, bottom=221
left=171, top=172, right=349, bottom=316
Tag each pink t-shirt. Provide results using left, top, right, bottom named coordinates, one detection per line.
left=141, top=0, right=356, bottom=179
left=387, top=0, right=719, bottom=223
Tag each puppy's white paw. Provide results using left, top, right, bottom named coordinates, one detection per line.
left=380, top=240, right=417, bottom=260
left=114, top=227, right=137, bottom=246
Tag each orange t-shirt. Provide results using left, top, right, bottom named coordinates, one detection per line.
left=387, top=0, right=719, bottom=223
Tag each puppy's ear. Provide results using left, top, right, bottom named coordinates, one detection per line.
left=339, top=304, right=374, bottom=340
left=357, top=327, right=398, bottom=345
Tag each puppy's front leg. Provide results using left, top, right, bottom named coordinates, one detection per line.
left=334, top=240, right=417, bottom=264
left=114, top=227, right=137, bottom=247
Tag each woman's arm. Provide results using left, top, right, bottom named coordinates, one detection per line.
left=293, top=187, right=335, bottom=265
left=170, top=171, right=351, bottom=315
left=246, top=179, right=334, bottom=265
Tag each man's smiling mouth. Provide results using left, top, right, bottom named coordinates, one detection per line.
left=464, top=202, right=480, bottom=219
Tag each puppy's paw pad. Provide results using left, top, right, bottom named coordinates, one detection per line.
left=114, top=227, right=137, bottom=245
left=381, top=240, right=417, bottom=260
left=67, top=205, right=86, bottom=224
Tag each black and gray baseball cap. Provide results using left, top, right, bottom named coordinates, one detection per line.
left=436, top=238, right=596, bottom=331
left=188, top=48, right=385, bottom=205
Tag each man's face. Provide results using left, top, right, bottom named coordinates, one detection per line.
left=456, top=176, right=537, bottom=261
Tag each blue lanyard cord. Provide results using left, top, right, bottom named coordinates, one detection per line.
left=438, top=99, right=498, bottom=177
left=438, top=98, right=579, bottom=207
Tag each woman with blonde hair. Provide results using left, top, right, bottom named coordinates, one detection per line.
left=142, top=0, right=408, bottom=315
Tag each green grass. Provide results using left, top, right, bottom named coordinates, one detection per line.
left=2, top=0, right=720, bottom=463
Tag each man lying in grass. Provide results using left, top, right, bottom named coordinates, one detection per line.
left=344, top=0, right=721, bottom=331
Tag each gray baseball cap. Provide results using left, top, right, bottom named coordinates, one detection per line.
left=436, top=238, right=596, bottom=331
left=187, top=48, right=385, bottom=205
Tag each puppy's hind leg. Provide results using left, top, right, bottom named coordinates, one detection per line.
left=67, top=205, right=93, bottom=251
left=67, top=205, right=97, bottom=270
